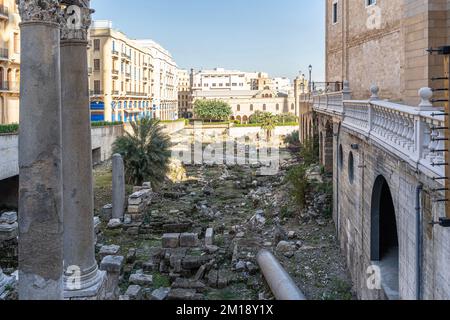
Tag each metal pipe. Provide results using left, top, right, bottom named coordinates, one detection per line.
left=256, top=250, right=306, bottom=300
left=416, top=184, right=423, bottom=300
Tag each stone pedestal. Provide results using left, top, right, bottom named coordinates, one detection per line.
left=112, top=154, right=126, bottom=220
left=17, top=14, right=64, bottom=300
left=60, top=2, right=105, bottom=299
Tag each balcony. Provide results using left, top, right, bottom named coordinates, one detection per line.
left=0, top=6, right=9, bottom=20
left=90, top=90, right=104, bottom=96
left=126, top=91, right=147, bottom=97
left=112, top=90, right=120, bottom=95
left=121, top=52, right=131, bottom=61
left=125, top=72, right=131, bottom=78
left=0, top=47, right=8, bottom=60
left=0, top=81, right=19, bottom=92
left=112, top=50, right=119, bottom=57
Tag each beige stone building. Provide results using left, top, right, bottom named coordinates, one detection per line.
left=177, top=69, right=192, bottom=118
left=0, top=0, right=20, bottom=124
left=326, top=0, right=450, bottom=105
left=88, top=20, right=178, bottom=122
left=192, top=88, right=297, bottom=123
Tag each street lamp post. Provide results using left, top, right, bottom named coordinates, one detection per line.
left=308, top=65, right=312, bottom=93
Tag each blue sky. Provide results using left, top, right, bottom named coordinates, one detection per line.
left=91, top=0, right=325, bottom=81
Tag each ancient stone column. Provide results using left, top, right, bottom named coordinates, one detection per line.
left=17, top=0, right=64, bottom=300
left=59, top=1, right=106, bottom=299
left=112, top=154, right=125, bottom=220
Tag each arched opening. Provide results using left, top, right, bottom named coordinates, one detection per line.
left=236, top=115, right=242, bottom=124
left=348, top=151, right=354, bottom=184
left=338, top=145, right=343, bottom=170
left=371, top=175, right=399, bottom=299
left=242, top=115, right=248, bottom=124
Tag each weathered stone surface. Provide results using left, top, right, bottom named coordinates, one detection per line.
left=107, top=219, right=122, bottom=229
left=101, top=204, right=113, bottom=221
left=162, top=233, right=180, bottom=248
left=129, top=273, right=153, bottom=286
left=205, top=228, right=214, bottom=246
left=180, top=233, right=199, bottom=248
left=128, top=203, right=145, bottom=214
left=182, top=256, right=209, bottom=270
left=0, top=212, right=17, bottom=224
left=99, top=245, right=120, bottom=259
left=0, top=223, right=18, bottom=241
left=112, top=154, right=125, bottom=220
left=172, top=278, right=206, bottom=292
left=100, top=255, right=124, bottom=273
left=167, top=288, right=197, bottom=300
left=163, top=223, right=192, bottom=233
left=276, top=241, right=295, bottom=253
left=150, top=287, right=170, bottom=301
left=125, top=285, right=142, bottom=300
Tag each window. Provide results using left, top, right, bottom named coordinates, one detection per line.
left=94, top=80, right=101, bottom=93
left=339, top=145, right=344, bottom=170
left=263, top=104, right=267, bottom=111
left=250, top=104, right=254, bottom=111
left=348, top=151, right=354, bottom=184
left=237, top=105, right=241, bottom=112
left=332, top=1, right=338, bottom=24
left=94, top=59, right=100, bottom=71
left=94, top=39, right=100, bottom=51
left=13, top=33, right=19, bottom=54
left=366, top=0, right=376, bottom=6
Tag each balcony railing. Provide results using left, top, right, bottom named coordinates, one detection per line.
left=0, top=47, right=8, bottom=59
left=0, top=5, right=9, bottom=18
left=90, top=90, right=103, bottom=96
left=121, top=52, right=131, bottom=60
left=112, top=70, right=119, bottom=75
left=125, top=73, right=131, bottom=78
left=126, top=91, right=147, bottom=97
left=112, top=50, right=119, bottom=56
left=312, top=84, right=445, bottom=179
left=112, top=90, right=119, bottom=95
left=0, top=81, right=19, bottom=92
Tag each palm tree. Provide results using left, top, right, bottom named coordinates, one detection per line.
left=113, top=117, right=172, bottom=187
left=260, top=112, right=278, bottom=141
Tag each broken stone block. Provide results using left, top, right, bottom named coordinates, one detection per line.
left=99, top=244, right=120, bottom=260
left=119, top=295, right=130, bottom=300
left=172, top=278, right=206, bottom=292
left=107, top=219, right=122, bottom=229
left=123, top=214, right=132, bottom=225
left=143, top=260, right=156, bottom=273
left=100, top=255, right=124, bottom=273
left=101, top=204, right=113, bottom=221
left=182, top=256, right=208, bottom=270
left=125, top=285, right=142, bottom=300
left=234, top=260, right=246, bottom=272
left=276, top=241, right=295, bottom=253
left=128, top=203, right=145, bottom=214
left=205, top=245, right=219, bottom=254
left=129, top=273, right=153, bottom=286
left=0, top=222, right=18, bottom=241
left=179, top=233, right=199, bottom=247
left=167, top=288, right=196, bottom=300
left=142, top=182, right=152, bottom=189
left=162, top=233, right=180, bottom=248
left=0, top=212, right=17, bottom=224
left=217, top=270, right=229, bottom=289
left=150, top=287, right=170, bottom=301
left=207, top=270, right=218, bottom=288
left=205, top=228, right=214, bottom=246
left=288, top=231, right=296, bottom=239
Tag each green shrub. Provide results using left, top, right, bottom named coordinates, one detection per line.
left=91, top=121, right=123, bottom=127
left=0, top=124, right=19, bottom=134
left=113, top=117, right=172, bottom=187
left=286, top=164, right=309, bottom=210
left=301, top=136, right=319, bottom=167
left=284, top=130, right=300, bottom=147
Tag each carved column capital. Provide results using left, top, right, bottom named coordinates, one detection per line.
left=60, top=0, right=93, bottom=41
left=17, top=0, right=63, bottom=24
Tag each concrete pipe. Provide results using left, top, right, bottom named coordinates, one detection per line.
left=256, top=249, right=307, bottom=300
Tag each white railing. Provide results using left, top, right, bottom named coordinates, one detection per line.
left=312, top=85, right=446, bottom=179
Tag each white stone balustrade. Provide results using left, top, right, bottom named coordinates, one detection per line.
left=312, top=84, right=446, bottom=180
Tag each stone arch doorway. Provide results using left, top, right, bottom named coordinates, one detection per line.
left=371, top=175, right=399, bottom=299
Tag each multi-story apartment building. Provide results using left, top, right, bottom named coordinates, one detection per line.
left=177, top=69, right=192, bottom=118
left=135, top=39, right=179, bottom=121
left=88, top=20, right=178, bottom=122
left=0, top=0, right=20, bottom=124
left=326, top=0, right=450, bottom=105
left=191, top=68, right=259, bottom=92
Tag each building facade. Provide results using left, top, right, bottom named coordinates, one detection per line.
left=88, top=21, right=178, bottom=122
left=326, top=0, right=450, bottom=105
left=177, top=69, right=192, bottom=118
left=192, top=88, right=297, bottom=123
left=191, top=68, right=259, bottom=93
left=0, top=0, right=20, bottom=124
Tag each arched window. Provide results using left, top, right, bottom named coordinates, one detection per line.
left=348, top=152, right=354, bottom=184
left=339, top=145, right=344, bottom=170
